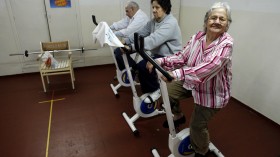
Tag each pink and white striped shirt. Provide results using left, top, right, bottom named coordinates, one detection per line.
left=157, top=31, right=234, bottom=108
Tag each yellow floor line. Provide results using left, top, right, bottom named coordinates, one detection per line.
left=39, top=98, right=65, bottom=104
left=38, top=91, right=65, bottom=157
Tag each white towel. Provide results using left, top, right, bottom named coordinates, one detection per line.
left=92, top=21, right=124, bottom=47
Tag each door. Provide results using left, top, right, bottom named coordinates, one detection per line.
left=9, top=0, right=50, bottom=51
left=44, top=0, right=82, bottom=49
left=9, top=0, right=50, bottom=70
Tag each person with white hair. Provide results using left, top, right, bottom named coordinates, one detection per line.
left=147, top=2, right=233, bottom=157
left=110, top=1, right=149, bottom=39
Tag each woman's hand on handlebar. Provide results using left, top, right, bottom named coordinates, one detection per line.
left=161, top=71, right=175, bottom=82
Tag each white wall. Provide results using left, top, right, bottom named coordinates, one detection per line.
left=180, top=0, right=280, bottom=124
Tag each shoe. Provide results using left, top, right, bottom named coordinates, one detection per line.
left=144, top=88, right=161, bottom=103
left=162, top=115, right=186, bottom=128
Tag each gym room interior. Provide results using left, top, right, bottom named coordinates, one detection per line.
left=0, top=0, right=280, bottom=157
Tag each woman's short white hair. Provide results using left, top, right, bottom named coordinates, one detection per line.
left=203, top=2, right=232, bottom=32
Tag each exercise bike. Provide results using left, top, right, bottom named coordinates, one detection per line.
left=91, top=15, right=139, bottom=97
left=109, top=48, right=140, bottom=97
left=136, top=36, right=224, bottom=157
left=122, top=33, right=165, bottom=136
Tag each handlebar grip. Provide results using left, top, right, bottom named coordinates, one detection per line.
left=92, top=15, right=98, bottom=26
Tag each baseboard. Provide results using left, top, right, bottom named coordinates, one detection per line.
left=230, top=97, right=280, bottom=127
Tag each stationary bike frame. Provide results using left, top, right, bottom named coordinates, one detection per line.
left=122, top=33, right=165, bottom=136
left=91, top=15, right=136, bottom=97
left=109, top=46, right=140, bottom=97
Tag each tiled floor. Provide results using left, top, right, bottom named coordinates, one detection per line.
left=0, top=64, right=279, bottom=157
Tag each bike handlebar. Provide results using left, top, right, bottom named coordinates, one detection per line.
left=134, top=33, right=174, bottom=82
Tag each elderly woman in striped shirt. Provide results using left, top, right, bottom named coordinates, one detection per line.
left=147, top=2, right=233, bottom=157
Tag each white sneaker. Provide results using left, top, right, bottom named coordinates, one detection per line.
left=144, top=88, right=161, bottom=103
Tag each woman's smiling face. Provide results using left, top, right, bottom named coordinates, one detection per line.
left=206, top=8, right=229, bottom=35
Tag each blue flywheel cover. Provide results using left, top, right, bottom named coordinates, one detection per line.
left=140, top=101, right=157, bottom=114
left=178, top=136, right=194, bottom=155
left=121, top=71, right=135, bottom=84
